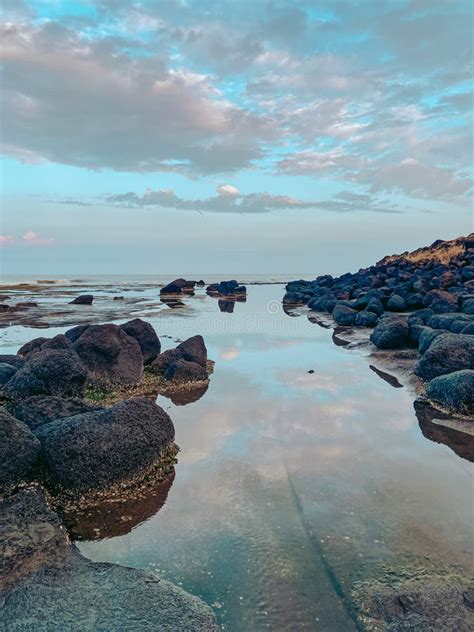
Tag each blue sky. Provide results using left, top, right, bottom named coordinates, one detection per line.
left=1, top=0, right=473, bottom=275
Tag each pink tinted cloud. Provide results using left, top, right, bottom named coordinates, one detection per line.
left=0, top=235, right=15, bottom=245
left=22, top=231, right=55, bottom=246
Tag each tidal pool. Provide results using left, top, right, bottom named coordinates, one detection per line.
left=2, top=282, right=473, bottom=630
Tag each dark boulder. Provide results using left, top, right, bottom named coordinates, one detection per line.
left=0, top=355, right=25, bottom=369
left=461, top=323, right=474, bottom=334
left=0, top=409, right=41, bottom=495
left=332, top=304, right=357, bottom=326
left=365, top=298, right=384, bottom=316
left=426, top=370, right=474, bottom=415
left=149, top=348, right=182, bottom=374
left=3, top=349, right=87, bottom=400
left=120, top=318, right=161, bottom=364
left=72, top=324, right=144, bottom=386
left=355, top=311, right=379, bottom=327
left=415, top=333, right=474, bottom=380
left=424, top=289, right=458, bottom=314
left=0, top=363, right=17, bottom=386
left=36, top=398, right=175, bottom=495
left=407, top=308, right=434, bottom=325
left=386, top=294, right=406, bottom=312
left=164, top=359, right=208, bottom=383
left=17, top=337, right=48, bottom=358
left=64, top=324, right=89, bottom=343
left=176, top=335, right=207, bottom=367
left=370, top=318, right=410, bottom=349
left=160, top=281, right=184, bottom=295
left=69, top=295, right=93, bottom=305
left=461, top=299, right=474, bottom=315
left=11, top=396, right=100, bottom=430
left=418, top=328, right=449, bottom=354
left=405, top=293, right=425, bottom=309
left=0, top=488, right=219, bottom=630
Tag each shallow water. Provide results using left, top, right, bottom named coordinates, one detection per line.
left=2, top=283, right=473, bottom=630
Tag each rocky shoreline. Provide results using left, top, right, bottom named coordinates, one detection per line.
left=0, top=319, right=218, bottom=629
left=283, top=234, right=474, bottom=420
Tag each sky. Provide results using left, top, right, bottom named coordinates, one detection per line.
left=0, top=0, right=473, bottom=276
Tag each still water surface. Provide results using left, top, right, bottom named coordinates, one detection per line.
left=2, top=282, right=473, bottom=630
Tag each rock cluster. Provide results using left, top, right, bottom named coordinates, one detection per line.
left=0, top=320, right=217, bottom=628
left=283, top=234, right=474, bottom=416
left=149, top=335, right=210, bottom=384
left=206, top=279, right=247, bottom=298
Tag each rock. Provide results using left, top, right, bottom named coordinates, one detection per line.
left=0, top=362, right=17, bottom=385
left=0, top=303, right=11, bottom=312
left=415, top=333, right=474, bottom=380
left=17, top=337, right=49, bottom=358
left=69, top=294, right=93, bottom=305
left=461, top=323, right=474, bottom=334
left=160, top=279, right=194, bottom=295
left=405, top=293, right=425, bottom=309
left=283, top=291, right=306, bottom=305
left=149, top=349, right=183, bottom=374
left=120, top=318, right=161, bottom=364
left=0, top=409, right=41, bottom=495
left=11, top=395, right=100, bottom=430
left=424, top=289, right=458, bottom=313
left=36, top=398, right=175, bottom=495
left=0, top=354, right=25, bottom=369
left=332, top=304, right=357, bottom=326
left=72, top=323, right=144, bottom=386
left=64, top=324, right=89, bottom=343
left=1, top=487, right=219, bottom=631
left=407, top=307, right=434, bottom=324
left=176, top=335, right=207, bottom=367
left=113, top=295, right=124, bottom=301
left=387, top=294, right=406, bottom=311
left=370, top=318, right=410, bottom=349
left=426, top=370, right=474, bottom=415
left=418, top=328, right=449, bottom=354
left=365, top=298, right=384, bottom=316
left=164, top=359, right=208, bottom=382
left=3, top=349, right=87, bottom=400
left=462, top=299, right=474, bottom=314
left=0, top=486, right=66, bottom=593
left=208, top=280, right=246, bottom=297
left=355, top=311, right=379, bottom=327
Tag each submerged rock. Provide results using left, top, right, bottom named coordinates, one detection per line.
left=1, top=487, right=219, bottom=631
left=36, top=398, right=175, bottom=496
left=69, top=294, right=93, bottom=305
left=0, top=408, right=41, bottom=495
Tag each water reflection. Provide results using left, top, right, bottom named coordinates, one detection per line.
left=415, top=398, right=474, bottom=462
left=62, top=471, right=175, bottom=541
left=159, top=383, right=209, bottom=406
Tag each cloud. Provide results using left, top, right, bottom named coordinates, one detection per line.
left=101, top=184, right=405, bottom=215
left=22, top=231, right=55, bottom=245
left=0, top=21, right=276, bottom=175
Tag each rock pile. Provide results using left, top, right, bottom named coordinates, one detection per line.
left=283, top=234, right=474, bottom=416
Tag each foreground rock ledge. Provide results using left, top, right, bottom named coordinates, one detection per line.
left=1, top=487, right=219, bottom=632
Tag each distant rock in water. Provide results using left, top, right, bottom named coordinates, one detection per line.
left=69, top=294, right=93, bottom=305
left=207, top=280, right=247, bottom=298
left=160, top=278, right=196, bottom=295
